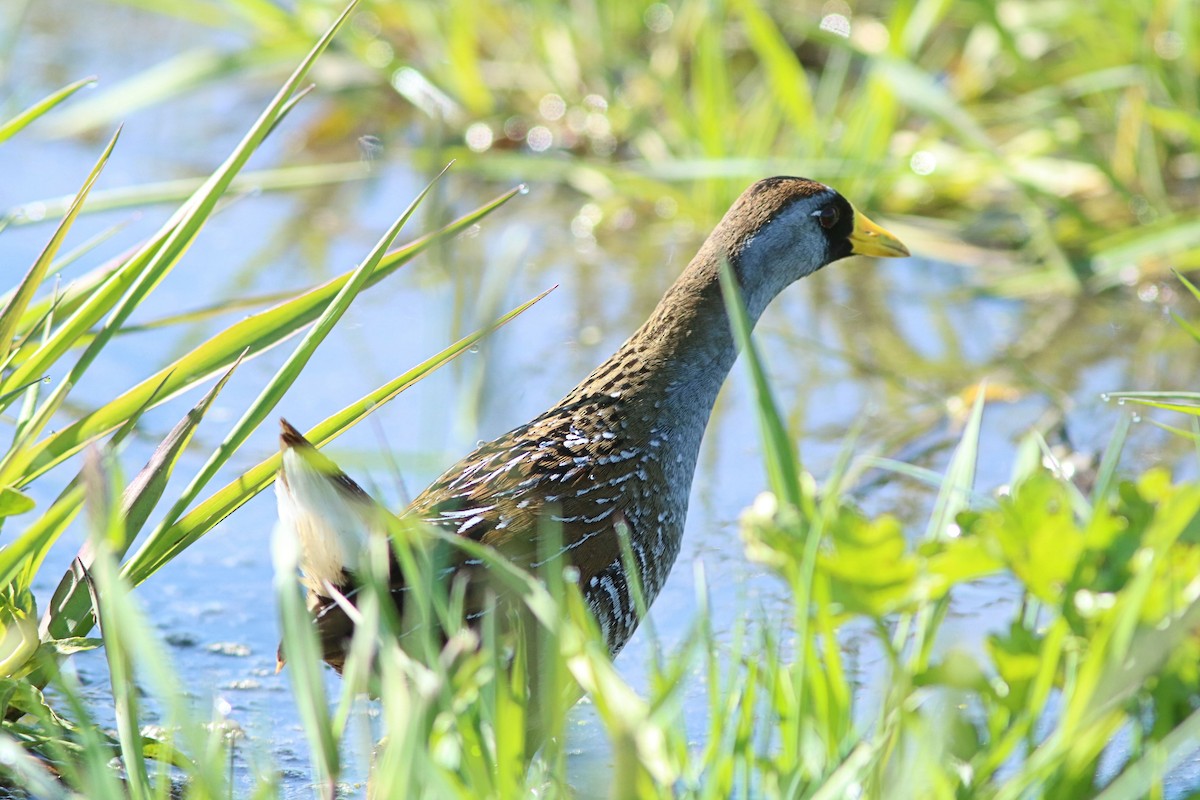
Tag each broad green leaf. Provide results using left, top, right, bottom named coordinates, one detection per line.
left=0, top=488, right=35, bottom=519
left=819, top=510, right=918, bottom=615
left=982, top=473, right=1085, bottom=603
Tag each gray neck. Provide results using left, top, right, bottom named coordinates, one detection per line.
left=567, top=241, right=772, bottom=438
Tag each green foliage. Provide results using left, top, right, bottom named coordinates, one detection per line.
left=735, top=442, right=1200, bottom=798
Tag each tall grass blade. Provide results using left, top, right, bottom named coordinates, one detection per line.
left=0, top=128, right=119, bottom=381
left=81, top=453, right=152, bottom=800
left=1094, top=706, right=1200, bottom=800
left=120, top=283, right=552, bottom=588
left=2, top=162, right=371, bottom=227
left=925, top=385, right=985, bottom=540
left=1090, top=410, right=1131, bottom=507
left=715, top=259, right=803, bottom=511
left=0, top=733, right=70, bottom=799
left=129, top=162, right=436, bottom=595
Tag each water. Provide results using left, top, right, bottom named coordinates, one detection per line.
left=4, top=3, right=1200, bottom=795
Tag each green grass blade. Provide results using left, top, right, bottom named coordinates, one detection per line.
left=83, top=459, right=152, bottom=800
left=129, top=164, right=437, bottom=591
left=80, top=455, right=224, bottom=797
left=38, top=355, right=243, bottom=643
left=735, top=0, right=818, bottom=152
left=0, top=487, right=34, bottom=518
left=42, top=49, right=262, bottom=140
left=7, top=185, right=523, bottom=487
left=0, top=77, right=96, bottom=144
left=1174, top=268, right=1200, bottom=304
left=5, top=251, right=123, bottom=344
left=121, top=286, right=552, bottom=587
left=1093, top=706, right=1200, bottom=800
left=1090, top=411, right=1131, bottom=507
left=0, top=128, right=119, bottom=382
left=0, top=485, right=85, bottom=599
left=122, top=355, right=243, bottom=546
left=1, top=162, right=371, bottom=228
left=716, top=259, right=803, bottom=511
left=0, top=733, right=70, bottom=800
left=924, top=385, right=985, bottom=541
left=272, top=516, right=339, bottom=796
left=0, top=0, right=358, bottom=467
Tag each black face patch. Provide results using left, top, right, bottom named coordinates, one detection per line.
left=820, top=193, right=857, bottom=263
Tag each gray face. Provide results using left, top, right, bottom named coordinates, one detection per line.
left=733, top=190, right=843, bottom=321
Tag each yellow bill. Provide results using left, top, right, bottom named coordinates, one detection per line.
left=848, top=206, right=910, bottom=258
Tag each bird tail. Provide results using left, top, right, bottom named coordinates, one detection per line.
left=275, top=419, right=384, bottom=600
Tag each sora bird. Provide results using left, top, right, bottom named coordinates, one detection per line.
left=275, top=176, right=909, bottom=671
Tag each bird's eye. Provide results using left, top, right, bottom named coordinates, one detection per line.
left=812, top=205, right=840, bottom=229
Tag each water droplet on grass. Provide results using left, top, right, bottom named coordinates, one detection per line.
left=517, top=183, right=530, bottom=195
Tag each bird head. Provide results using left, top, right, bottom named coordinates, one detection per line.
left=719, top=177, right=909, bottom=317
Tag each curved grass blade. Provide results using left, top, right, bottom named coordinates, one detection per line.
left=0, top=77, right=96, bottom=144
left=122, top=286, right=553, bottom=587
left=8, top=185, right=524, bottom=487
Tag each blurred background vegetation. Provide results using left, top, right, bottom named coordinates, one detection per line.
left=16, top=0, right=1200, bottom=292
